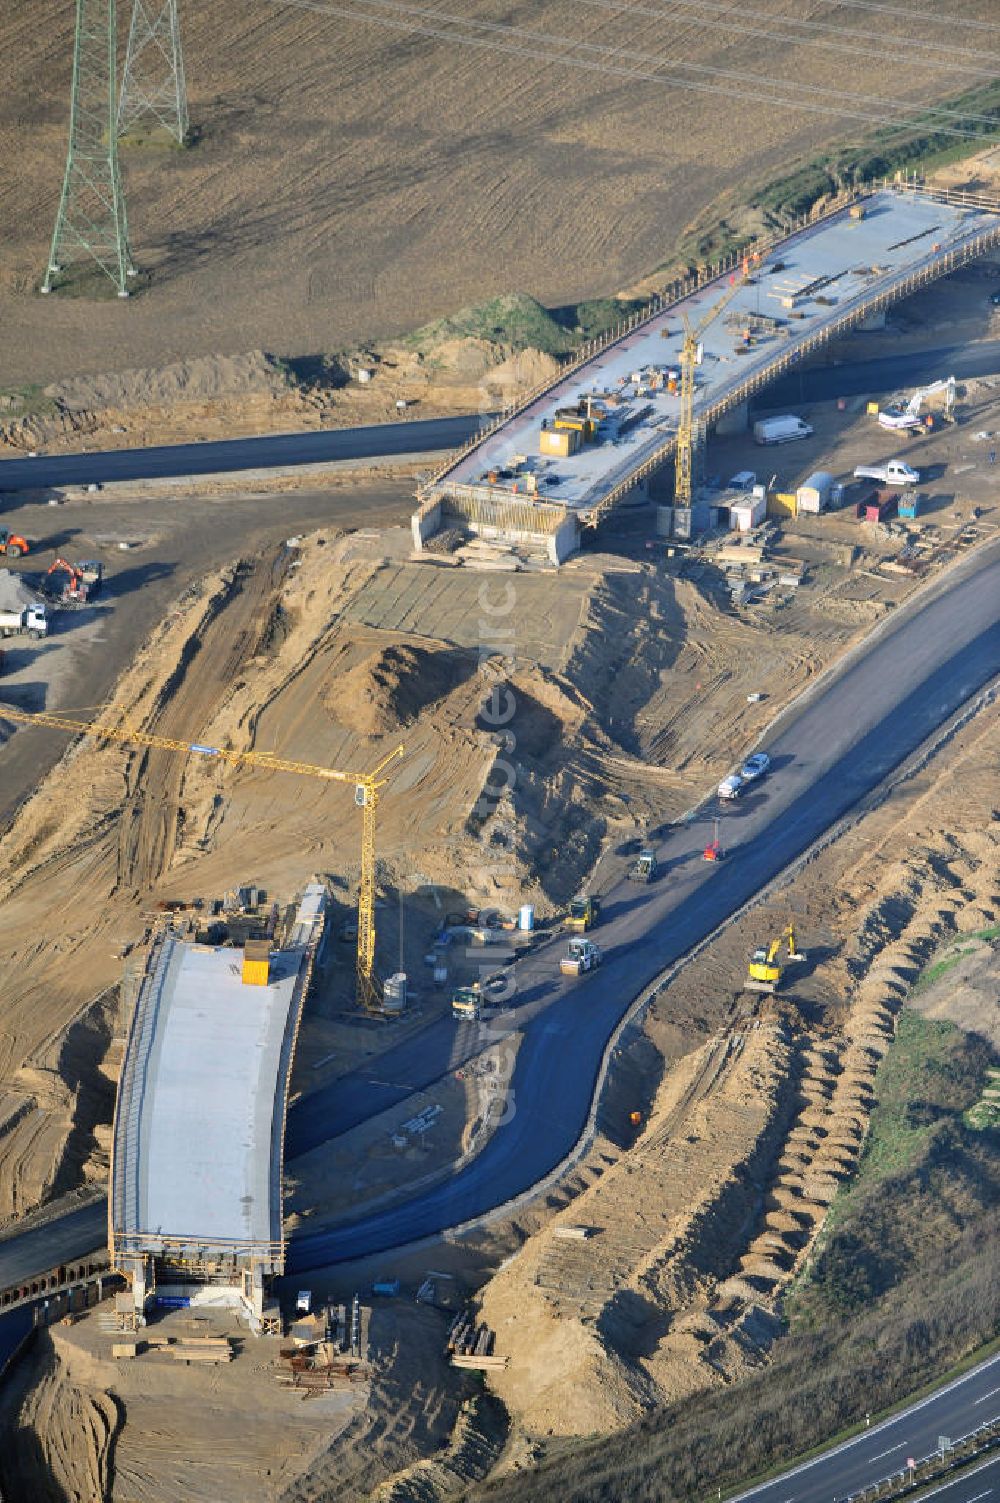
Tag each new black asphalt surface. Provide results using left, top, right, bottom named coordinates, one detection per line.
left=284, top=538, right=999, bottom=1268
left=758, top=337, right=1000, bottom=410
left=730, top=1353, right=1000, bottom=1503
left=0, top=414, right=486, bottom=493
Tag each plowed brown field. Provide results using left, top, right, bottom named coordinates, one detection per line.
left=1, top=0, right=994, bottom=386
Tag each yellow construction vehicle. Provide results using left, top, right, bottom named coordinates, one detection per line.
left=567, top=895, right=601, bottom=932
left=746, top=924, right=805, bottom=993
left=0, top=705, right=402, bottom=1013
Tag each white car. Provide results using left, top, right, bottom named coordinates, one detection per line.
left=739, top=752, right=771, bottom=783
left=718, top=774, right=744, bottom=801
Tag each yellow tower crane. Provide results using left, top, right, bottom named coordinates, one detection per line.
left=673, top=265, right=753, bottom=509
left=0, top=706, right=403, bottom=1012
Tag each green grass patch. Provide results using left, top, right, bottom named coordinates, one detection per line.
left=407, top=292, right=578, bottom=358
left=789, top=1009, right=997, bottom=1324
left=407, top=290, right=650, bottom=359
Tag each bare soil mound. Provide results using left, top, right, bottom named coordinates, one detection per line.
left=325, top=643, right=474, bottom=737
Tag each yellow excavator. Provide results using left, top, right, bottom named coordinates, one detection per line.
left=746, top=924, right=805, bottom=993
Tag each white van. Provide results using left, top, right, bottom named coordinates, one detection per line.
left=753, top=415, right=813, bottom=446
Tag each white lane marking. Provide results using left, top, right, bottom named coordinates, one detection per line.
left=728, top=1353, right=1000, bottom=1503
left=870, top=1444, right=907, bottom=1461
left=915, top=1458, right=999, bottom=1503
left=974, top=1387, right=1000, bottom=1404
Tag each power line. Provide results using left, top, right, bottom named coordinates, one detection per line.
left=574, top=0, right=1000, bottom=79
left=797, top=0, right=1000, bottom=36
left=259, top=0, right=1000, bottom=140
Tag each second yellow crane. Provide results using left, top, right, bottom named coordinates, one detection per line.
left=0, top=706, right=403, bottom=1012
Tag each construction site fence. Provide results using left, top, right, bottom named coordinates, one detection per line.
left=416, top=174, right=1000, bottom=522
left=109, top=931, right=168, bottom=1260
left=113, top=1230, right=285, bottom=1263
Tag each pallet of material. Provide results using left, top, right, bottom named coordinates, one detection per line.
left=170, top=1338, right=232, bottom=1363
left=451, top=1352, right=509, bottom=1371
left=112, top=1341, right=139, bottom=1360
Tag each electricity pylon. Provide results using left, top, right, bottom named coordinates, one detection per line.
left=43, top=0, right=134, bottom=298
left=118, top=0, right=189, bottom=144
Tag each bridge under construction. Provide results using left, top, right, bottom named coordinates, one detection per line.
left=413, top=182, right=1000, bottom=563
left=110, top=884, right=326, bottom=1334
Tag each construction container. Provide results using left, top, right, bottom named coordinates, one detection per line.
left=857, top=489, right=899, bottom=523
left=796, top=470, right=834, bottom=513
left=242, top=939, right=271, bottom=987
left=730, top=494, right=767, bottom=531
left=898, top=494, right=922, bottom=519
left=382, top=972, right=407, bottom=1014
left=767, top=490, right=798, bottom=519
left=540, top=426, right=580, bottom=458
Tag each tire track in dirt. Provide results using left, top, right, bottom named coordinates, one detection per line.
left=113, top=550, right=288, bottom=898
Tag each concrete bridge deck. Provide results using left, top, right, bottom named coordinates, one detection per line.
left=417, top=184, right=1000, bottom=553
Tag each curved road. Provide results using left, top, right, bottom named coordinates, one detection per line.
left=284, top=538, right=999, bottom=1268
left=0, top=543, right=997, bottom=1292
left=0, top=339, right=997, bottom=497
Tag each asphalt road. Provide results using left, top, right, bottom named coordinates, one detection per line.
left=285, top=538, right=999, bottom=1267
left=918, top=1453, right=1000, bottom=1503
left=0, top=1202, right=105, bottom=1289
left=731, top=1353, right=1000, bottom=1503
left=756, top=337, right=1000, bottom=410
left=0, top=338, right=997, bottom=497
left=0, top=413, right=487, bottom=493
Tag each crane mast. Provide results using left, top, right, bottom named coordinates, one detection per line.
left=673, top=271, right=748, bottom=509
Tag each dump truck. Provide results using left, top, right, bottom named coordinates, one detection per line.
left=0, top=603, right=47, bottom=639
left=628, top=849, right=658, bottom=883
left=752, top=415, right=813, bottom=445
left=567, top=896, right=601, bottom=931
left=560, top=937, right=602, bottom=977
left=853, top=460, right=919, bottom=486
left=452, top=986, right=483, bottom=1022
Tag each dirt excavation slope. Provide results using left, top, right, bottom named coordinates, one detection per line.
left=473, top=697, right=1000, bottom=1448
left=0, top=518, right=979, bottom=1226
left=2, top=2, right=997, bottom=385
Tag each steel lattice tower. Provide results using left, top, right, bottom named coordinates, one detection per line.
left=118, top=0, right=188, bottom=144
left=43, top=0, right=134, bottom=297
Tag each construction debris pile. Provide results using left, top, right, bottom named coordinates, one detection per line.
left=447, top=1309, right=507, bottom=1372
left=276, top=1295, right=371, bottom=1398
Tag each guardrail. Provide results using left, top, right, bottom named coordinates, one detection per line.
left=844, top=1413, right=1000, bottom=1503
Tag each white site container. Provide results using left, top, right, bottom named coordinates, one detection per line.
left=796, top=470, right=834, bottom=513
left=730, top=494, right=767, bottom=531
